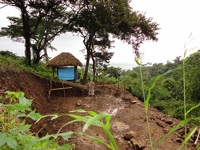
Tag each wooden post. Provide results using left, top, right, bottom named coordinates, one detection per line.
left=48, top=80, right=52, bottom=97
left=56, top=67, right=58, bottom=77
left=62, top=82, right=65, bottom=97
left=74, top=66, right=77, bottom=82
left=48, top=80, right=72, bottom=98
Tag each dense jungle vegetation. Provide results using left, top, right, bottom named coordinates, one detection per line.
left=1, top=49, right=200, bottom=121
left=100, top=52, right=200, bottom=120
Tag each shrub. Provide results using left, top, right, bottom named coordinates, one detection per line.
left=0, top=91, right=74, bottom=150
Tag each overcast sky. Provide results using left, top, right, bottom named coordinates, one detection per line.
left=1, top=0, right=200, bottom=68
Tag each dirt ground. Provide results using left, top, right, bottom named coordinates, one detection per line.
left=0, top=70, right=198, bottom=150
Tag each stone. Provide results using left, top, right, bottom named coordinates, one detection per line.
left=122, top=96, right=132, bottom=101
left=130, top=138, right=146, bottom=150
left=156, top=120, right=165, bottom=128
left=76, top=100, right=82, bottom=106
left=165, top=118, right=173, bottom=125
left=131, top=100, right=137, bottom=104
left=160, top=117, right=165, bottom=121
left=163, top=128, right=170, bottom=134
left=124, top=131, right=136, bottom=140
left=175, top=138, right=182, bottom=143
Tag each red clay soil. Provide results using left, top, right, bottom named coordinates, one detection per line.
left=0, top=70, right=198, bottom=150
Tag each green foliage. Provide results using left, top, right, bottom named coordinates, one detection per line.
left=125, top=79, right=145, bottom=100
left=185, top=50, right=200, bottom=101
left=0, top=50, right=25, bottom=61
left=133, top=50, right=200, bottom=148
left=30, top=63, right=53, bottom=78
left=151, top=99, right=183, bottom=119
left=0, top=54, right=25, bottom=72
left=0, top=1, right=70, bottom=65
left=0, top=90, right=118, bottom=149
left=59, top=109, right=119, bottom=150
left=97, top=66, right=127, bottom=84
left=144, top=75, right=161, bottom=111
left=105, top=77, right=119, bottom=84
left=158, top=105, right=200, bottom=149
left=105, top=66, right=122, bottom=79
left=99, top=76, right=119, bottom=84
left=112, top=50, right=200, bottom=121
left=95, top=50, right=200, bottom=125
left=120, top=75, right=134, bottom=89
left=134, top=58, right=154, bottom=149
left=155, top=47, right=200, bottom=148
left=162, top=78, right=182, bottom=100
left=77, top=68, right=84, bottom=82
left=0, top=55, right=53, bottom=79
left=0, top=91, right=74, bottom=150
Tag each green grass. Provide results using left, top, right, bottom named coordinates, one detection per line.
left=0, top=55, right=53, bottom=79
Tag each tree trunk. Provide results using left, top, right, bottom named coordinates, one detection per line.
left=82, top=48, right=90, bottom=84
left=24, top=37, right=31, bottom=65
left=91, top=55, right=96, bottom=81
left=34, top=51, right=40, bottom=65
left=32, top=45, right=41, bottom=65
left=82, top=33, right=95, bottom=84
left=21, top=4, right=31, bottom=66
left=44, top=48, right=49, bottom=62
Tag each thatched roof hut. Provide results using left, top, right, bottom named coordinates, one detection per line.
left=46, top=52, right=82, bottom=67
left=47, top=52, right=82, bottom=82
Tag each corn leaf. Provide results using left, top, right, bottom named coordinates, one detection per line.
left=186, top=103, right=200, bottom=116
left=69, top=109, right=87, bottom=113
left=83, top=112, right=109, bottom=132
left=145, top=75, right=161, bottom=110
left=59, top=131, right=74, bottom=140
left=135, top=59, right=141, bottom=66
left=177, top=127, right=197, bottom=150
left=159, top=119, right=190, bottom=144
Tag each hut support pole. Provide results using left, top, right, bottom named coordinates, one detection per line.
left=74, top=66, right=77, bottom=82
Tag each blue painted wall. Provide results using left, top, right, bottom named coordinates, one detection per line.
left=58, top=67, right=77, bottom=80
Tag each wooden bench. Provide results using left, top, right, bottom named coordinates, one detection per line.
left=48, top=80, right=72, bottom=98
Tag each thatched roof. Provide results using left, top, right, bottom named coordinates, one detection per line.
left=46, top=52, right=82, bottom=67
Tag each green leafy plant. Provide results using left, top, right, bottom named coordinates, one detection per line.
left=139, top=60, right=200, bottom=149
left=158, top=35, right=200, bottom=149
left=58, top=109, right=119, bottom=150
left=135, top=58, right=154, bottom=149
left=159, top=105, right=200, bottom=149
left=0, top=91, right=74, bottom=150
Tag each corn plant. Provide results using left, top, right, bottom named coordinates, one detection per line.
left=135, top=58, right=156, bottom=149
left=58, top=109, right=119, bottom=150
left=134, top=56, right=195, bottom=149
left=159, top=35, right=200, bottom=149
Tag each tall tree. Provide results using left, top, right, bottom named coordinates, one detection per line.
left=67, top=0, right=159, bottom=83
left=30, top=2, right=70, bottom=64
left=0, top=0, right=72, bottom=65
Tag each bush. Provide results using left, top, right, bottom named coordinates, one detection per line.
left=0, top=91, right=74, bottom=150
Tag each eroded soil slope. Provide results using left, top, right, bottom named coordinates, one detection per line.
left=0, top=70, right=197, bottom=150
